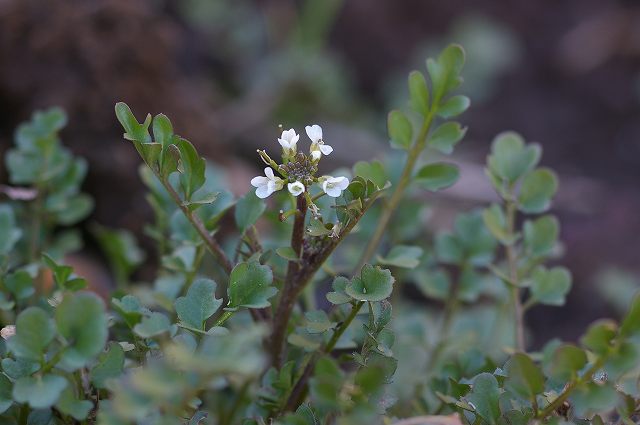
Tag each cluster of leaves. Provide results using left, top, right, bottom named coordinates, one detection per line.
left=0, top=43, right=639, bottom=425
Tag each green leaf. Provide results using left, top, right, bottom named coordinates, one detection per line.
left=0, top=374, right=13, bottom=414
left=529, top=266, right=571, bottom=306
left=183, top=191, right=218, bottom=212
left=326, top=276, right=351, bottom=305
left=387, top=110, right=413, bottom=150
left=91, top=224, right=145, bottom=283
left=620, top=294, right=640, bottom=337
left=176, top=138, right=206, bottom=200
left=276, top=247, right=299, bottom=262
left=415, top=162, right=459, bottom=191
left=604, top=341, right=639, bottom=379
left=114, top=102, right=151, bottom=143
left=427, top=44, right=466, bottom=103
left=414, top=269, right=450, bottom=301
left=487, top=132, right=540, bottom=183
left=310, top=357, right=345, bottom=410
left=504, top=353, right=544, bottom=400
left=1, top=358, right=39, bottom=380
left=437, top=95, right=470, bottom=118
left=235, top=191, right=266, bottom=232
left=518, top=168, right=558, bottom=213
left=90, top=342, right=125, bottom=389
left=467, top=373, right=500, bottom=425
left=227, top=261, right=276, bottom=310
left=305, top=310, right=336, bottom=334
left=523, top=215, right=559, bottom=257
left=377, top=245, right=423, bottom=269
left=545, top=344, right=587, bottom=381
left=12, top=375, right=67, bottom=409
left=152, top=113, right=174, bottom=148
left=133, top=312, right=172, bottom=338
left=428, top=122, right=466, bottom=155
left=0, top=206, right=21, bottom=255
left=435, top=233, right=463, bottom=264
left=482, top=204, right=513, bottom=244
left=55, top=292, right=108, bottom=370
left=55, top=387, right=92, bottom=420
left=112, top=295, right=147, bottom=328
left=408, top=71, right=429, bottom=115
left=307, top=219, right=333, bottom=237
left=353, top=160, right=388, bottom=189
left=41, top=253, right=87, bottom=291
left=7, top=307, right=55, bottom=361
left=345, top=265, right=394, bottom=302
left=174, top=278, right=222, bottom=330
left=4, top=270, right=35, bottom=300
left=580, top=319, right=617, bottom=356
left=570, top=382, right=619, bottom=417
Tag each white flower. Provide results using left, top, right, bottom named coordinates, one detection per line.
left=0, top=325, right=15, bottom=340
left=251, top=167, right=284, bottom=199
left=278, top=128, right=299, bottom=155
left=288, top=181, right=305, bottom=197
left=321, top=176, right=349, bottom=198
left=306, top=124, right=333, bottom=160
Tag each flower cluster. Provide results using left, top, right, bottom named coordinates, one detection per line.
left=251, top=125, right=349, bottom=201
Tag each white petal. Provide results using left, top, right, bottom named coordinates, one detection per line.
left=265, top=167, right=275, bottom=180
left=311, top=150, right=321, bottom=161
left=323, top=183, right=342, bottom=198
left=336, top=177, right=350, bottom=190
left=281, top=129, right=298, bottom=143
left=278, top=138, right=290, bottom=149
left=305, top=125, right=323, bottom=143
left=319, top=144, right=333, bottom=155
left=255, top=184, right=273, bottom=198
left=288, top=182, right=305, bottom=196
left=251, top=176, right=268, bottom=187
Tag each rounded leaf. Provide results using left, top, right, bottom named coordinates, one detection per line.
left=518, top=168, right=558, bottom=213
left=415, top=162, right=459, bottom=191
left=7, top=307, right=55, bottom=361
left=388, top=110, right=413, bottom=150
left=13, top=375, right=67, bottom=409
left=174, top=278, right=222, bottom=330
left=227, top=261, right=277, bottom=310
left=345, top=265, right=394, bottom=302
left=55, top=292, right=108, bottom=370
left=487, top=132, right=540, bottom=183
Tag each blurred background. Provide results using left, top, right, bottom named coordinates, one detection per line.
left=0, top=0, right=639, bottom=345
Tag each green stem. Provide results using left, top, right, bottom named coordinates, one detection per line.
left=159, top=177, right=234, bottom=275
left=325, top=301, right=364, bottom=353
left=220, top=380, right=250, bottom=425
left=214, top=310, right=234, bottom=327
left=40, top=348, right=65, bottom=374
left=279, top=301, right=364, bottom=415
left=536, top=360, right=604, bottom=419
left=355, top=111, right=436, bottom=272
left=505, top=198, right=525, bottom=352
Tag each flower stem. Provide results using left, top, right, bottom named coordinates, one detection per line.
left=355, top=111, right=435, bottom=272
left=271, top=195, right=308, bottom=367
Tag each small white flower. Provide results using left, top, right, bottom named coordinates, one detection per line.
left=321, top=176, right=349, bottom=198
left=251, top=167, right=284, bottom=199
left=306, top=124, right=333, bottom=160
left=1, top=325, right=15, bottom=340
left=278, top=128, right=299, bottom=155
left=288, top=181, right=305, bottom=197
